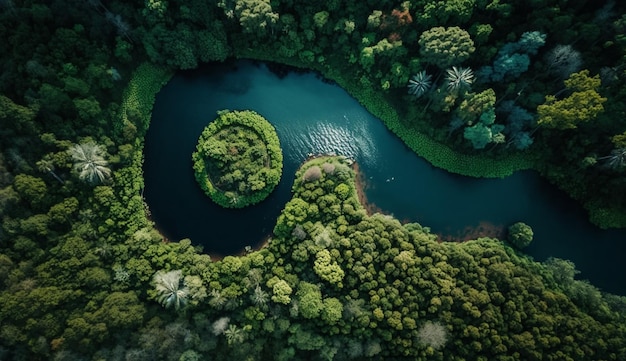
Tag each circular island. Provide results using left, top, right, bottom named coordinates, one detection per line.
left=192, top=110, right=283, bottom=208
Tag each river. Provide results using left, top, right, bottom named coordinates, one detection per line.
left=143, top=60, right=626, bottom=295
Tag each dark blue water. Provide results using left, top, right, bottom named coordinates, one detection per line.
left=143, top=61, right=626, bottom=295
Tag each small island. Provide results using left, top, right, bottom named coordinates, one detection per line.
left=192, top=110, right=283, bottom=208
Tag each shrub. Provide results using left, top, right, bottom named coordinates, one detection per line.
left=303, top=166, right=322, bottom=182
left=321, top=162, right=336, bottom=174
left=507, top=222, right=534, bottom=249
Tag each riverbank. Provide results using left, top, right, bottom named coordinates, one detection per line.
left=232, top=50, right=625, bottom=229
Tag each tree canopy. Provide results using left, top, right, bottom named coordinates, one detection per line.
left=192, top=110, right=283, bottom=208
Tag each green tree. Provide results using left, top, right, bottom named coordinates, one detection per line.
left=233, top=0, right=279, bottom=35
left=296, top=282, right=323, bottom=319
left=313, top=249, right=344, bottom=288
left=418, top=26, right=475, bottom=69
left=68, top=142, right=111, bottom=184
left=153, top=270, right=189, bottom=310
left=507, top=222, right=534, bottom=249
left=36, top=158, right=63, bottom=184
left=268, top=277, right=292, bottom=305
left=537, top=70, right=607, bottom=129
left=321, top=297, right=343, bottom=325
left=13, top=174, right=47, bottom=206
left=224, top=324, right=244, bottom=345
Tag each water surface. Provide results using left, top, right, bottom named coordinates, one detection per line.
left=144, top=61, right=626, bottom=294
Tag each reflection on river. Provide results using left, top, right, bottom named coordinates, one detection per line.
left=144, top=61, right=626, bottom=295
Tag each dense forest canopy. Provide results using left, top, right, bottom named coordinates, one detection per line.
left=1, top=0, right=626, bottom=360
left=192, top=109, right=283, bottom=208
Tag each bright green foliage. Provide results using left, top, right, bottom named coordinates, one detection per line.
left=538, top=70, right=607, bottom=129
left=269, top=278, right=292, bottom=305
left=313, top=249, right=344, bottom=288
left=296, top=282, right=323, bottom=319
left=418, top=26, right=475, bottom=69
left=192, top=110, right=283, bottom=208
left=417, top=0, right=476, bottom=26
left=320, top=297, right=343, bottom=325
left=507, top=222, right=534, bottom=249
left=47, top=197, right=79, bottom=224
left=234, top=0, right=279, bottom=35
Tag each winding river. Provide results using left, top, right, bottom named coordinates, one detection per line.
left=143, top=60, right=626, bottom=295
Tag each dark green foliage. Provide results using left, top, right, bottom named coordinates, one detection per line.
left=1, top=0, right=626, bottom=359
left=507, top=222, right=534, bottom=249
left=192, top=110, right=283, bottom=208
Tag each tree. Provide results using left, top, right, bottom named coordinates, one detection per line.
left=458, top=89, right=496, bottom=125
left=313, top=249, right=344, bottom=288
left=297, top=282, right=323, bottom=319
left=212, top=317, right=230, bottom=335
left=407, top=71, right=432, bottom=98
left=537, top=70, right=607, bottom=129
left=13, top=174, right=47, bottom=205
left=233, top=0, right=279, bottom=36
left=463, top=123, right=492, bottom=149
left=321, top=297, right=343, bottom=325
left=417, top=320, right=448, bottom=350
left=36, top=158, right=63, bottom=184
left=445, top=66, right=474, bottom=93
left=599, top=148, right=626, bottom=170
left=224, top=324, right=244, bottom=345
left=545, top=44, right=582, bottom=79
left=269, top=278, right=292, bottom=304
left=418, top=27, right=475, bottom=69
left=68, top=142, right=111, bottom=184
left=153, top=270, right=189, bottom=310
left=507, top=222, right=534, bottom=249
left=251, top=285, right=269, bottom=307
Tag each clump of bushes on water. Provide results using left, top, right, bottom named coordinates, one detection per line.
left=507, top=221, right=534, bottom=249
left=192, top=110, right=283, bottom=208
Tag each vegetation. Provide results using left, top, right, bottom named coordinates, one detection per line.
left=68, top=142, right=111, bottom=184
left=1, top=1, right=626, bottom=360
left=507, top=222, right=534, bottom=249
left=192, top=110, right=283, bottom=208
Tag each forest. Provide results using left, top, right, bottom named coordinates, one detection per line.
left=192, top=109, right=283, bottom=208
left=1, top=0, right=626, bottom=360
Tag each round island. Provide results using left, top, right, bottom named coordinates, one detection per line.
left=192, top=110, right=283, bottom=208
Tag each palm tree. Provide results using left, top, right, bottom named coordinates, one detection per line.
left=224, top=324, right=244, bottom=345
left=445, top=66, right=474, bottom=93
left=251, top=285, right=269, bottom=307
left=599, top=148, right=626, bottom=170
left=68, top=142, right=111, bottom=184
left=407, top=71, right=432, bottom=98
left=209, top=289, right=226, bottom=309
left=36, top=158, right=64, bottom=184
left=153, top=270, right=189, bottom=310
